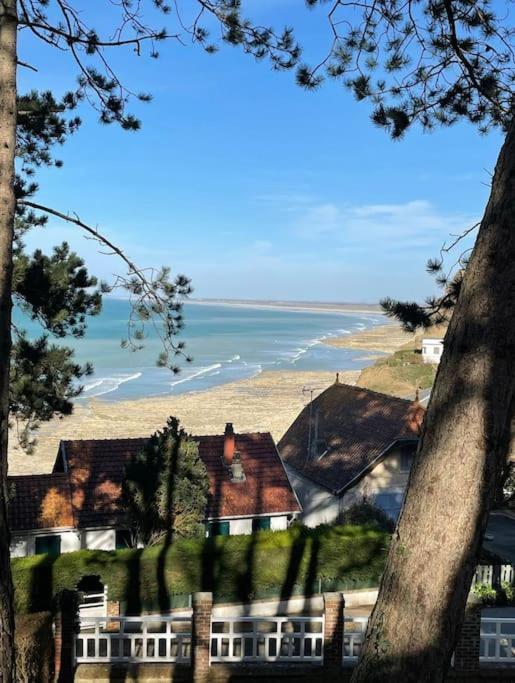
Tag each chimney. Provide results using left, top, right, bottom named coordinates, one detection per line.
left=224, top=422, right=235, bottom=465
left=230, top=452, right=245, bottom=482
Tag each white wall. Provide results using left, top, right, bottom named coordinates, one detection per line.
left=82, top=528, right=116, bottom=551
left=228, top=518, right=253, bottom=535
left=10, top=536, right=28, bottom=558
left=422, top=339, right=443, bottom=364
left=270, top=515, right=288, bottom=531
left=284, top=464, right=340, bottom=528
left=10, top=530, right=81, bottom=557
left=60, top=531, right=81, bottom=553
left=285, top=450, right=415, bottom=528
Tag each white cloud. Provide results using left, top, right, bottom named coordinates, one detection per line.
left=293, top=199, right=478, bottom=252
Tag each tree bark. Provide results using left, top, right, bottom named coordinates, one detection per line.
left=352, top=118, right=515, bottom=682
left=0, top=1, right=17, bottom=680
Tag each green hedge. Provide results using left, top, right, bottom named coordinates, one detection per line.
left=13, top=524, right=388, bottom=614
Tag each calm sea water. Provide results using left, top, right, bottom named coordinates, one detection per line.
left=15, top=299, right=384, bottom=402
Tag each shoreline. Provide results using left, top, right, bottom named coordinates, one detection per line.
left=8, top=321, right=410, bottom=476
left=188, top=298, right=383, bottom=316
left=8, top=369, right=359, bottom=475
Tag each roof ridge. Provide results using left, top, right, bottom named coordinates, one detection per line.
left=320, top=381, right=415, bottom=405
left=62, top=431, right=274, bottom=445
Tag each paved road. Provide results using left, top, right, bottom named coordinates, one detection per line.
left=484, top=512, right=515, bottom=563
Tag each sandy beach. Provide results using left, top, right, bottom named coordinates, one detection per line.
left=7, top=322, right=409, bottom=476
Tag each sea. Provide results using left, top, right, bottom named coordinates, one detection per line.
left=14, top=299, right=385, bottom=402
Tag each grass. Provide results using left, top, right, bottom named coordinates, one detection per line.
left=358, top=347, right=436, bottom=397
left=13, top=523, right=389, bottom=614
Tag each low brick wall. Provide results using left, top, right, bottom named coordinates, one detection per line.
left=74, top=664, right=352, bottom=683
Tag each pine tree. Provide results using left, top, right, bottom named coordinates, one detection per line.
left=293, top=2, right=515, bottom=679
left=123, top=417, right=210, bottom=545
left=0, top=3, right=301, bottom=677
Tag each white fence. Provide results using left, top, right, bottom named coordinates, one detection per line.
left=474, top=565, right=515, bottom=587
left=78, top=588, right=107, bottom=622
left=480, top=617, right=515, bottom=663
left=75, top=616, right=191, bottom=664
left=74, top=612, right=515, bottom=668
left=210, top=615, right=324, bottom=663
left=343, top=617, right=368, bottom=664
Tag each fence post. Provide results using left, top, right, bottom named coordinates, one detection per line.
left=453, top=596, right=481, bottom=673
left=53, top=590, right=79, bottom=683
left=192, top=591, right=213, bottom=683
left=323, top=591, right=345, bottom=672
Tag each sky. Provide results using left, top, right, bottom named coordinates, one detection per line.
left=18, top=1, right=503, bottom=303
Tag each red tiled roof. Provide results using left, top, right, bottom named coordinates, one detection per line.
left=8, top=473, right=74, bottom=531
left=197, top=433, right=300, bottom=518
left=278, top=382, right=424, bottom=494
left=48, top=432, right=299, bottom=528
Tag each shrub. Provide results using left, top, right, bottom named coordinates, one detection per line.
left=15, top=611, right=53, bottom=682
left=340, top=500, right=396, bottom=533
left=13, top=523, right=389, bottom=614
left=472, top=582, right=497, bottom=605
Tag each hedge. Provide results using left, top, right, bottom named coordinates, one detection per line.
left=12, top=524, right=388, bottom=614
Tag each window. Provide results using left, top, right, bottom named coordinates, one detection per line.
left=400, top=448, right=414, bottom=473
left=115, top=529, right=132, bottom=549
left=252, top=517, right=271, bottom=532
left=35, top=534, right=61, bottom=556
left=373, top=492, right=404, bottom=520
left=207, top=521, right=230, bottom=537
left=434, top=346, right=441, bottom=355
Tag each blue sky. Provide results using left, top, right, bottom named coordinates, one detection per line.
left=19, top=1, right=502, bottom=303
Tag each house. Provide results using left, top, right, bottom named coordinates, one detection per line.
left=422, top=338, right=444, bottom=364
left=278, top=378, right=424, bottom=527
left=8, top=424, right=300, bottom=558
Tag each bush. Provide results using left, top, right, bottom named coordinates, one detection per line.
left=340, top=500, right=396, bottom=533
left=15, top=611, right=53, bottom=682
left=13, top=524, right=389, bottom=614
left=472, top=582, right=498, bottom=605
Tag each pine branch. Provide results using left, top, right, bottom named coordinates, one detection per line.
left=17, top=199, right=192, bottom=369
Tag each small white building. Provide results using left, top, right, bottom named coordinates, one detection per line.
left=278, top=379, right=424, bottom=527
left=8, top=425, right=300, bottom=558
left=422, top=338, right=444, bottom=364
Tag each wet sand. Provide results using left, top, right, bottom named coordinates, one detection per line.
left=8, top=321, right=408, bottom=476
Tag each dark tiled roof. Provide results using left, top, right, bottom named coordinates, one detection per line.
left=47, top=432, right=299, bottom=528
left=278, top=382, right=424, bottom=494
left=59, top=438, right=148, bottom=529
left=8, top=474, right=74, bottom=531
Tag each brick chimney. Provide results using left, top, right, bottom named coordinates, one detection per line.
left=224, top=422, right=235, bottom=465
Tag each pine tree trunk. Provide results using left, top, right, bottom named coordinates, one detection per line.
left=352, top=119, right=515, bottom=682
left=0, top=1, right=17, bottom=680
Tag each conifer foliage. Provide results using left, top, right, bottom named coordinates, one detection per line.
left=0, top=2, right=302, bottom=677
left=123, top=417, right=210, bottom=545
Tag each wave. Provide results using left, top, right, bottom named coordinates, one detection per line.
left=227, top=354, right=241, bottom=362
left=81, top=372, right=142, bottom=398
left=170, top=363, right=222, bottom=388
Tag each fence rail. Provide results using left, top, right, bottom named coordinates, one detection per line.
left=480, top=617, right=515, bottom=663
left=343, top=617, right=368, bottom=664
left=78, top=588, right=107, bottom=621
left=74, top=612, right=515, bottom=668
left=210, top=615, right=324, bottom=663
left=75, top=616, right=191, bottom=664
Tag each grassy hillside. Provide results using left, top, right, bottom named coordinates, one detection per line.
left=358, top=348, right=437, bottom=397
left=358, top=325, right=446, bottom=397
left=13, top=524, right=388, bottom=614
